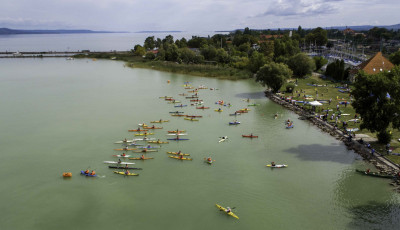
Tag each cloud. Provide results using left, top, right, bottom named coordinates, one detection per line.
left=256, top=0, right=341, bottom=18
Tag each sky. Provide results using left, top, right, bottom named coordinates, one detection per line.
left=0, top=0, right=399, bottom=32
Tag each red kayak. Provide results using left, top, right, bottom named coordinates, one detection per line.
left=242, top=135, right=258, bottom=138
left=196, top=106, right=210, bottom=109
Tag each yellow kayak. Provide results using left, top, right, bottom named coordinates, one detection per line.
left=214, top=109, right=223, bottom=112
left=184, top=118, right=199, bottom=121
left=113, top=171, right=139, bottom=176
left=168, top=155, right=192, bottom=161
left=166, top=151, right=190, bottom=156
left=150, top=120, right=170, bottom=123
left=215, top=204, right=239, bottom=219
left=134, top=133, right=154, bottom=136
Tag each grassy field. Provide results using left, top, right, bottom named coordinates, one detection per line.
left=280, top=74, right=400, bottom=165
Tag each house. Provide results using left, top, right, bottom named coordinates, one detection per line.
left=349, top=52, right=394, bottom=81
left=260, top=34, right=283, bottom=40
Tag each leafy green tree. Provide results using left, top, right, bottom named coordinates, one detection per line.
left=133, top=45, right=146, bottom=56
left=256, top=62, right=293, bottom=93
left=305, top=27, right=328, bottom=46
left=287, top=53, right=315, bottom=78
left=200, top=45, right=217, bottom=60
left=325, top=59, right=345, bottom=81
left=179, top=48, right=196, bottom=64
left=389, top=50, right=400, bottom=65
left=259, top=41, right=274, bottom=60
left=187, top=36, right=208, bottom=48
left=247, top=51, right=267, bottom=73
left=164, top=43, right=179, bottom=61
left=351, top=67, right=400, bottom=143
left=144, top=51, right=156, bottom=60
left=155, top=38, right=162, bottom=48
left=215, top=48, right=230, bottom=64
left=144, top=36, right=155, bottom=50
left=162, top=35, right=174, bottom=45
left=313, top=56, right=328, bottom=71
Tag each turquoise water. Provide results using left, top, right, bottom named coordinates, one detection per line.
left=0, top=58, right=399, bottom=230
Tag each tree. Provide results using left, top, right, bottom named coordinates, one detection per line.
left=287, top=53, right=315, bottom=78
left=144, top=36, right=155, bottom=50
left=256, top=62, right=293, bottom=93
left=179, top=48, right=196, bottom=64
left=389, top=50, right=400, bottom=66
left=313, top=56, right=328, bottom=71
left=133, top=45, right=146, bottom=56
left=305, top=27, right=328, bottom=46
left=326, top=59, right=345, bottom=81
left=351, top=67, right=400, bottom=143
left=247, top=51, right=267, bottom=73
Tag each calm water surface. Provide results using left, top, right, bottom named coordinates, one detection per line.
left=0, top=58, right=399, bottom=230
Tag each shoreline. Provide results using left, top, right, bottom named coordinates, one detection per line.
left=265, top=90, right=400, bottom=192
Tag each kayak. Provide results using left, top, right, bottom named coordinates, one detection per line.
left=133, top=138, right=156, bottom=141
left=147, top=141, right=169, bottom=144
left=178, top=93, right=188, bottom=96
left=104, top=161, right=135, bottom=165
left=248, top=103, right=260, bottom=106
left=184, top=118, right=199, bottom=121
left=138, top=123, right=148, bottom=127
left=215, top=204, right=239, bottom=219
left=196, top=106, right=210, bottom=109
left=242, top=135, right=258, bottom=138
left=114, top=140, right=135, bottom=144
left=266, top=164, right=288, bottom=168
left=133, top=149, right=158, bottom=153
left=167, top=138, right=189, bottom=141
left=167, top=130, right=186, bottom=133
left=286, top=125, right=294, bottom=129
left=159, top=96, right=173, bottom=99
left=167, top=101, right=181, bottom=104
left=63, top=172, right=72, bottom=177
left=80, top=171, right=97, bottom=177
left=128, top=143, right=144, bottom=146
left=150, top=120, right=170, bottom=123
left=355, top=169, right=394, bottom=179
left=137, top=146, right=161, bottom=149
left=128, top=157, right=154, bottom=160
left=169, top=111, right=184, bottom=113
left=219, top=136, right=228, bottom=143
left=235, top=110, right=248, bottom=113
left=214, top=109, right=223, bottom=112
left=167, top=151, right=190, bottom=156
left=171, top=114, right=186, bottom=117
left=229, top=121, right=241, bottom=125
left=167, top=133, right=188, bottom=136
left=112, top=154, right=131, bottom=158
left=229, top=113, right=241, bottom=116
left=168, top=156, right=193, bottom=161
left=114, top=148, right=137, bottom=151
left=174, top=105, right=187, bottom=107
left=128, top=129, right=149, bottom=132
left=145, top=127, right=163, bottom=129
left=239, top=108, right=251, bottom=111
left=165, top=98, right=175, bottom=101
left=113, top=171, right=139, bottom=176
left=134, top=133, right=154, bottom=136
left=190, top=99, right=203, bottom=102
left=108, top=166, right=142, bottom=170
left=186, top=96, right=198, bottom=99
left=185, top=115, right=202, bottom=118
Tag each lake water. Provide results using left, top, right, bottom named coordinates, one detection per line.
left=0, top=57, right=399, bottom=230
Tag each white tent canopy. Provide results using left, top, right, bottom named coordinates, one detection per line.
left=307, top=101, right=323, bottom=106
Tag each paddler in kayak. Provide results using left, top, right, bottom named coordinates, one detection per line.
left=84, top=169, right=90, bottom=174
left=207, top=157, right=212, bottom=163
left=123, top=146, right=129, bottom=151
left=118, top=159, right=122, bottom=164
left=217, top=108, right=222, bottom=112
left=177, top=150, right=182, bottom=155
left=151, top=125, right=155, bottom=129
left=179, top=155, right=184, bottom=159
left=141, top=155, right=145, bottom=160
left=226, top=207, right=232, bottom=213
left=121, top=152, right=126, bottom=157
left=159, top=119, right=163, bottom=122
left=271, top=162, right=276, bottom=167
left=125, top=170, right=130, bottom=175
left=90, top=170, right=96, bottom=176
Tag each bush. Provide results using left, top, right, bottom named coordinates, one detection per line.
left=286, top=83, right=296, bottom=93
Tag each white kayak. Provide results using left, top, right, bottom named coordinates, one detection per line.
left=219, top=136, right=228, bottom=143
left=112, top=154, right=131, bottom=158
left=266, top=164, right=287, bottom=168
left=133, top=138, right=156, bottom=141
left=104, top=161, right=135, bottom=165
left=166, top=133, right=188, bottom=136
left=114, top=140, right=134, bottom=144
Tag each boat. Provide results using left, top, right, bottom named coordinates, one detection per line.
left=80, top=171, right=97, bottom=177
left=171, top=114, right=186, bottom=117
left=138, top=123, right=148, bottom=127
left=215, top=204, right=239, bottom=219
left=128, top=129, right=149, bottom=132
left=133, top=137, right=156, bottom=141
left=128, top=157, right=154, bottom=160
left=167, top=151, right=190, bottom=156
left=150, top=120, right=170, bottom=123
left=178, top=93, right=188, bottom=96
left=63, top=172, right=72, bottom=177
left=229, top=121, right=241, bottom=125
left=166, top=133, right=188, bottom=136
left=167, top=130, right=186, bottom=133
left=104, top=161, right=135, bottom=165
left=196, top=106, right=210, bottom=109
left=186, top=96, right=198, bottom=99
left=108, top=166, right=142, bottom=170
left=184, top=118, right=199, bottom=121
left=214, top=109, right=223, bottom=112
left=235, top=110, right=248, bottom=113
left=113, top=171, right=139, bottom=176
left=174, top=105, right=187, bottom=107
left=113, top=148, right=137, bottom=151
left=164, top=98, right=175, bottom=101
left=248, top=103, right=260, bottom=106
left=242, top=135, right=258, bottom=138
left=147, top=140, right=169, bottom=144
left=239, top=108, right=251, bottom=111
left=219, top=136, right=228, bottom=143
left=167, top=101, right=181, bottom=104
left=266, top=164, right=288, bottom=168
left=286, top=125, right=294, bottom=129
left=229, top=113, right=241, bottom=116
left=133, top=149, right=158, bottom=153
left=159, top=96, right=173, bottom=99
left=167, top=138, right=189, bottom=141
left=169, top=111, right=184, bottom=114
left=112, top=154, right=131, bottom=158
left=145, top=126, right=163, bottom=129
left=168, top=156, right=192, bottom=161
left=137, top=145, right=161, bottom=149
left=128, top=143, right=144, bottom=146
left=190, top=99, right=203, bottom=102
left=355, top=169, right=394, bottom=179
left=185, top=115, right=202, bottom=118
left=134, top=133, right=154, bottom=136
left=114, top=140, right=135, bottom=144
